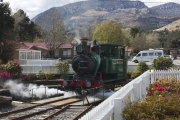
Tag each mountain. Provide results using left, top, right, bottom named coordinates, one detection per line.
left=150, top=2, right=180, bottom=17
left=32, top=0, right=180, bottom=33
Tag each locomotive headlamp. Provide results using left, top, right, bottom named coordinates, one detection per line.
left=86, top=82, right=91, bottom=87
left=76, top=45, right=84, bottom=54
left=63, top=81, right=68, bottom=86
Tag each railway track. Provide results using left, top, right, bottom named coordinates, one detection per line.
left=0, top=96, right=94, bottom=120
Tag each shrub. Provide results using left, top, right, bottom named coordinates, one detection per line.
left=152, top=57, right=173, bottom=70
left=137, top=62, right=149, bottom=73
left=56, top=60, right=69, bottom=75
left=131, top=62, right=149, bottom=79
left=2, top=60, right=22, bottom=79
left=122, top=78, right=180, bottom=120
left=36, top=70, right=45, bottom=79
left=131, top=70, right=141, bottom=79
left=45, top=72, right=54, bottom=80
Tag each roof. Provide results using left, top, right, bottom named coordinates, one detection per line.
left=59, top=43, right=73, bottom=49
left=24, top=42, right=48, bottom=50
left=17, top=42, right=73, bottom=51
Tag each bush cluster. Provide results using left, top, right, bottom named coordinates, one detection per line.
left=122, top=78, right=180, bottom=120
left=45, top=72, right=54, bottom=80
left=36, top=70, right=45, bottom=79
left=35, top=71, right=55, bottom=80
left=0, top=72, right=12, bottom=79
left=1, top=60, right=22, bottom=79
left=131, top=62, right=149, bottom=79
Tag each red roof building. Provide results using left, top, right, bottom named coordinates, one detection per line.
left=15, top=42, right=75, bottom=60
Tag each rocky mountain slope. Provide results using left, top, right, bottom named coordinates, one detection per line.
left=32, top=0, right=180, bottom=32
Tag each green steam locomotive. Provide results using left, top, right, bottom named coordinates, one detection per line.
left=60, top=38, right=128, bottom=92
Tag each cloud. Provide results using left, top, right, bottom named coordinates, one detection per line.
left=3, top=0, right=86, bottom=19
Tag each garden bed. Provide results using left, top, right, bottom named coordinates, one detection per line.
left=122, top=78, right=180, bottom=120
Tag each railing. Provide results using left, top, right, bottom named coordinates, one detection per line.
left=21, top=66, right=59, bottom=74
left=18, top=59, right=59, bottom=66
left=18, top=59, right=75, bottom=74
left=21, top=64, right=74, bottom=74
left=79, top=70, right=180, bottom=120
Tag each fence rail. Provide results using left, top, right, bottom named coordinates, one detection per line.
left=79, top=70, right=180, bottom=120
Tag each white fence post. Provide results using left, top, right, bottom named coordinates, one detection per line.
left=141, top=76, right=146, bottom=100
left=132, top=83, right=140, bottom=101
left=114, top=98, right=123, bottom=120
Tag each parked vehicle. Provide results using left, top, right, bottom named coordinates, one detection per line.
left=132, top=49, right=164, bottom=63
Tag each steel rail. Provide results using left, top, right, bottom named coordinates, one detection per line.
left=11, top=99, right=82, bottom=120
left=73, top=104, right=93, bottom=120
left=0, top=96, right=78, bottom=118
left=42, top=105, right=70, bottom=120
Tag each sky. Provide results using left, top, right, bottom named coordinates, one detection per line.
left=2, top=0, right=180, bottom=19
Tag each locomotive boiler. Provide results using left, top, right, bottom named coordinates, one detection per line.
left=60, top=38, right=127, bottom=92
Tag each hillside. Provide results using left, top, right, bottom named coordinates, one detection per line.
left=154, top=19, right=180, bottom=31
left=32, top=0, right=180, bottom=33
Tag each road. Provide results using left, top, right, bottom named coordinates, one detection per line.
left=127, top=59, right=180, bottom=72
left=128, top=59, right=180, bottom=65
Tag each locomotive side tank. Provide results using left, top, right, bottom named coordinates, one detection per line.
left=60, top=37, right=127, bottom=92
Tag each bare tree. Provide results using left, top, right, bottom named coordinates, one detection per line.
left=130, top=34, right=148, bottom=52
left=41, top=9, right=66, bottom=58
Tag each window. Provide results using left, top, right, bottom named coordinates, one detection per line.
left=149, top=52, right=154, bottom=56
left=19, top=52, right=26, bottom=60
left=136, top=53, right=141, bottom=57
left=27, top=52, right=33, bottom=59
left=63, top=51, right=67, bottom=56
left=109, top=49, right=115, bottom=56
left=155, top=52, right=162, bottom=56
left=19, top=50, right=41, bottom=60
left=142, top=53, right=148, bottom=56
left=35, top=52, right=41, bottom=59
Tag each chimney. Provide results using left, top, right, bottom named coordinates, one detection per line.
left=80, top=37, right=88, bottom=55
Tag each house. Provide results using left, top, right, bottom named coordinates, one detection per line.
left=13, top=42, right=75, bottom=61
left=125, top=46, right=133, bottom=59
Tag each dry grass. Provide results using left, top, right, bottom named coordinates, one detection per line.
left=154, top=19, right=180, bottom=31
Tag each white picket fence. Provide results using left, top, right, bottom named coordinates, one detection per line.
left=79, top=70, right=180, bottom=120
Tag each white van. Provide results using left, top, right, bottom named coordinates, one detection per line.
left=132, top=49, right=164, bottom=63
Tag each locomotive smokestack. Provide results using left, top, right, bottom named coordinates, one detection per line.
left=80, top=37, right=88, bottom=55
